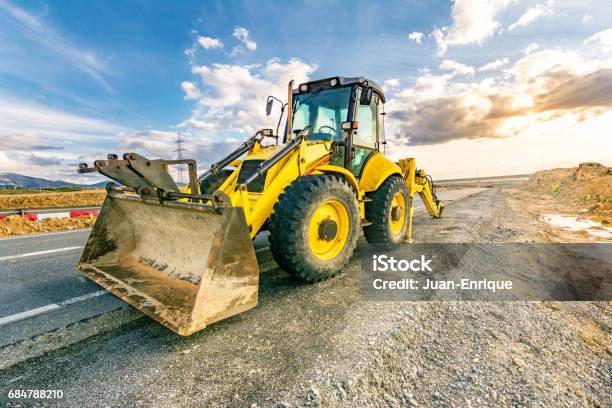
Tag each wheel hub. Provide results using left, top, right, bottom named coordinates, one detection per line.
left=318, top=219, right=338, bottom=241
left=391, top=206, right=402, bottom=221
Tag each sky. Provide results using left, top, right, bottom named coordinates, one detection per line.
left=0, top=0, right=610, bottom=183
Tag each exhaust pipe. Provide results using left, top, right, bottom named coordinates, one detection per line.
left=286, top=80, right=294, bottom=141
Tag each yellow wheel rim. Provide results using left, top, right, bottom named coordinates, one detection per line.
left=389, top=192, right=406, bottom=235
left=308, top=199, right=350, bottom=261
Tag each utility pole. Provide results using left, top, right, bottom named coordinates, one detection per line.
left=174, top=133, right=186, bottom=184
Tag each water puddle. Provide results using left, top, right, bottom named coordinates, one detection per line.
left=540, top=214, right=612, bottom=239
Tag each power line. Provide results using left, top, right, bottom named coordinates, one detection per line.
left=173, top=133, right=186, bottom=183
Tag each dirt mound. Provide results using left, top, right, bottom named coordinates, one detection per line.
left=575, top=162, right=609, bottom=181
left=521, top=163, right=611, bottom=216
left=0, top=215, right=97, bottom=237
left=0, top=190, right=105, bottom=210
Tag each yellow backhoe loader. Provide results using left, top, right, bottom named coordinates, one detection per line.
left=77, top=76, right=442, bottom=335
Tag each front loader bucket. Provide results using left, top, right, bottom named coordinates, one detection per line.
left=77, top=192, right=259, bottom=336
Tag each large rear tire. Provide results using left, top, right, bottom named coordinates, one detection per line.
left=364, top=176, right=411, bottom=244
left=269, top=175, right=360, bottom=282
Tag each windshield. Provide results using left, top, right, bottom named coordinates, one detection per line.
left=291, top=86, right=351, bottom=141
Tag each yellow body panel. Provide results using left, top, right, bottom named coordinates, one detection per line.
left=358, top=152, right=403, bottom=192
left=313, top=165, right=360, bottom=193
left=220, top=140, right=333, bottom=238
left=202, top=138, right=441, bottom=243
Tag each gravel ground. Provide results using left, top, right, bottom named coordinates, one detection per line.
left=0, top=188, right=609, bottom=407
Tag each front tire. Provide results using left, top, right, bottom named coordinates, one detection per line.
left=364, top=176, right=411, bottom=244
left=269, top=175, right=360, bottom=282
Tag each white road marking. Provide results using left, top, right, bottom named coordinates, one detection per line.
left=0, top=291, right=107, bottom=327
left=0, top=246, right=83, bottom=261
left=0, top=228, right=92, bottom=241
left=58, top=290, right=107, bottom=306
left=0, top=304, right=60, bottom=326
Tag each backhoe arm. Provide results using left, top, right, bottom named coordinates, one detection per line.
left=398, top=158, right=443, bottom=242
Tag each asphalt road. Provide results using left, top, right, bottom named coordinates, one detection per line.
left=0, top=230, right=93, bottom=319
left=0, top=188, right=484, bottom=343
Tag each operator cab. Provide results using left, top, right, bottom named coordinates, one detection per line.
left=287, top=76, right=386, bottom=178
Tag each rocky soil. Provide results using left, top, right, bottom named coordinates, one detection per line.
left=503, top=163, right=611, bottom=242
left=518, top=162, right=611, bottom=217
left=0, top=190, right=105, bottom=210
left=0, top=215, right=98, bottom=237
left=0, top=188, right=609, bottom=407
left=0, top=189, right=103, bottom=237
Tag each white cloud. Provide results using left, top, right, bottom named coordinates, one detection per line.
left=0, top=97, right=131, bottom=181
left=184, top=46, right=196, bottom=59
left=582, top=14, right=592, bottom=23
left=117, top=129, right=245, bottom=177
left=197, top=36, right=223, bottom=50
left=0, top=97, right=125, bottom=142
left=478, top=57, right=510, bottom=71
left=232, top=26, right=257, bottom=54
left=184, top=58, right=317, bottom=138
left=0, top=0, right=109, bottom=89
left=181, top=81, right=201, bottom=100
left=408, top=32, right=424, bottom=44
left=182, top=118, right=218, bottom=131
left=439, top=59, right=475, bottom=77
left=386, top=41, right=612, bottom=148
left=432, top=0, right=515, bottom=55
left=508, top=3, right=553, bottom=31
left=523, top=42, right=539, bottom=55
left=583, top=28, right=612, bottom=51
left=383, top=79, right=401, bottom=91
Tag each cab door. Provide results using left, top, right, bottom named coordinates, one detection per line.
left=349, top=93, right=381, bottom=178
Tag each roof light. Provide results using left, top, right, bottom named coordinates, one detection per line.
left=299, top=84, right=308, bottom=92
left=330, top=78, right=338, bottom=86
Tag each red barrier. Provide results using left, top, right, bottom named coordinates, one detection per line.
left=69, top=210, right=99, bottom=218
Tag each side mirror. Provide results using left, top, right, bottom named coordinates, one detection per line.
left=360, top=87, right=373, bottom=105
left=258, top=128, right=276, bottom=138
left=266, top=98, right=274, bottom=116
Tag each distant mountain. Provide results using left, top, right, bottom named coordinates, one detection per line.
left=0, top=172, right=107, bottom=189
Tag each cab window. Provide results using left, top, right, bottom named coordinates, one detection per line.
left=354, top=96, right=377, bottom=149
left=291, top=86, right=351, bottom=141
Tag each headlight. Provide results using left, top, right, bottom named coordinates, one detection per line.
left=299, top=84, right=308, bottom=92
left=330, top=78, right=338, bottom=86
